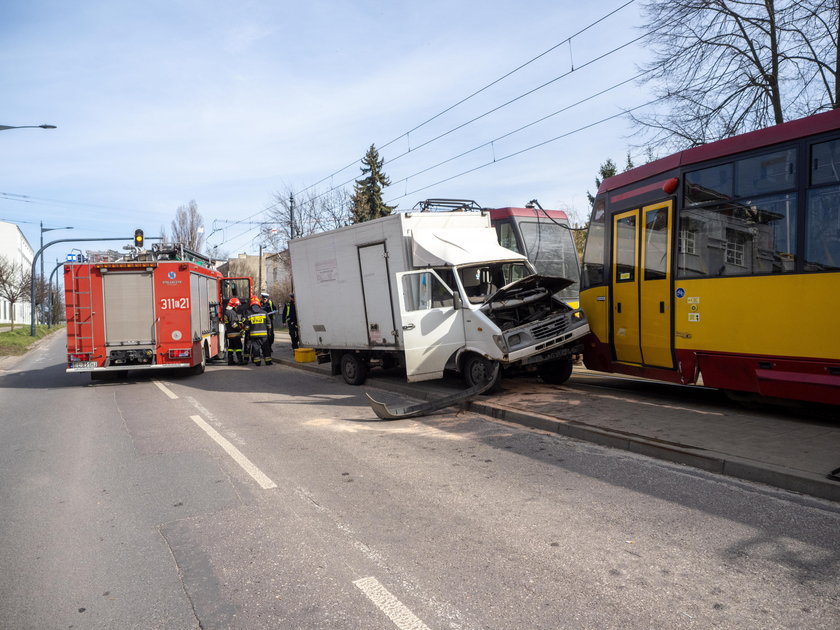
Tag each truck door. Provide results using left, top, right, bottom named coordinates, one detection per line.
left=358, top=243, right=397, bottom=346
left=103, top=270, right=155, bottom=346
left=396, top=270, right=465, bottom=382
left=219, top=277, right=252, bottom=307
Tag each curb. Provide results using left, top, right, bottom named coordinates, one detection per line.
left=275, top=355, right=840, bottom=504
left=466, top=400, right=840, bottom=503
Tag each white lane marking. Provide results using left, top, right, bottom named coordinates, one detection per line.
left=189, top=415, right=277, bottom=490
left=353, top=577, right=431, bottom=630
left=153, top=380, right=179, bottom=399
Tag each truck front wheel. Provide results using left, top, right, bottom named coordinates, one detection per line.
left=537, top=358, right=573, bottom=385
left=340, top=353, right=367, bottom=386
left=463, top=354, right=501, bottom=391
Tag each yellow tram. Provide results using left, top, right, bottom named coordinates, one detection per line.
left=580, top=109, right=840, bottom=405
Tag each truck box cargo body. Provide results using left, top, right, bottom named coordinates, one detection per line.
left=65, top=249, right=251, bottom=376
left=289, top=212, right=589, bottom=386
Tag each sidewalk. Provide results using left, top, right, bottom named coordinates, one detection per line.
left=270, top=332, right=840, bottom=504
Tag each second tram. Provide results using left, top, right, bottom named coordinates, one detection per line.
left=488, top=204, right=581, bottom=307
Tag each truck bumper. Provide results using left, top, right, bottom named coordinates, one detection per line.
left=505, top=323, right=590, bottom=365
left=66, top=363, right=191, bottom=373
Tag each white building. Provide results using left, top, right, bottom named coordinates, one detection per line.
left=0, top=221, right=34, bottom=326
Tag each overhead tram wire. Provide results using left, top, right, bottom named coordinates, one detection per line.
left=303, top=33, right=647, bottom=208
left=385, top=97, right=665, bottom=203
left=384, top=35, right=646, bottom=165
left=294, top=0, right=638, bottom=198
left=386, top=70, right=652, bottom=190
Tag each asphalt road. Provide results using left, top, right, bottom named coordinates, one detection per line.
left=1, top=333, right=839, bottom=629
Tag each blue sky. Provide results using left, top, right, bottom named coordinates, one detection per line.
left=1, top=0, right=649, bottom=263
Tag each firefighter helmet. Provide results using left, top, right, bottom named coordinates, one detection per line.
left=228, top=297, right=240, bottom=307
left=249, top=295, right=260, bottom=305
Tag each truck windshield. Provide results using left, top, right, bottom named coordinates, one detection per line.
left=457, top=261, right=531, bottom=304
left=518, top=221, right=580, bottom=299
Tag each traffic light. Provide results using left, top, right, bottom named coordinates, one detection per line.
left=134, top=229, right=144, bottom=248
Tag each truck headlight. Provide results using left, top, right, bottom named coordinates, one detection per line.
left=507, top=333, right=521, bottom=347
left=492, top=334, right=507, bottom=352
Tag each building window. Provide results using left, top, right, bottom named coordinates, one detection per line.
left=725, top=231, right=746, bottom=267
left=678, top=229, right=696, bottom=255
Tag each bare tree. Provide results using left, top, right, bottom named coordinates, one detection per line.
left=170, top=200, right=205, bottom=251
left=787, top=0, right=840, bottom=116
left=0, top=256, right=32, bottom=330
left=263, top=186, right=351, bottom=250
left=634, top=0, right=839, bottom=150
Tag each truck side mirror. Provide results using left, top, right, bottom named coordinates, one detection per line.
left=453, top=292, right=463, bottom=310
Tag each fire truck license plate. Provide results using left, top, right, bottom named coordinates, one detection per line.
left=72, top=361, right=98, bottom=369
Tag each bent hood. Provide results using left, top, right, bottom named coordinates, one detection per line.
left=412, top=228, right=527, bottom=266
left=486, top=274, right=574, bottom=304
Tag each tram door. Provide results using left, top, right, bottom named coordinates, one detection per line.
left=611, top=202, right=674, bottom=368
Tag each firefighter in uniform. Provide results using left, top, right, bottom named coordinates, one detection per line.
left=259, top=291, right=277, bottom=346
left=223, top=297, right=245, bottom=365
left=245, top=295, right=273, bottom=366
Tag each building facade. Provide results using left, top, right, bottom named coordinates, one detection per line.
left=0, top=221, right=34, bottom=326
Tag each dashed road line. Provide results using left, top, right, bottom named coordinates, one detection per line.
left=153, top=379, right=179, bottom=399
left=189, top=414, right=277, bottom=490
left=353, top=576, right=431, bottom=630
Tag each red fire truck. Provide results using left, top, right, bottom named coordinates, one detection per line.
left=65, top=243, right=252, bottom=378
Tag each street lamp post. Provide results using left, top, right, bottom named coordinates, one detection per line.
left=40, top=223, right=73, bottom=323
left=47, top=259, right=64, bottom=328
left=0, top=124, right=57, bottom=131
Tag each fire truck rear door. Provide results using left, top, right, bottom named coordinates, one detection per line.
left=102, top=270, right=155, bottom=345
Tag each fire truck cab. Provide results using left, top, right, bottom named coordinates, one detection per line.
left=65, top=244, right=251, bottom=377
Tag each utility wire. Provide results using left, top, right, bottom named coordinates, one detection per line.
left=385, top=35, right=645, bottom=167
left=388, top=71, right=650, bottom=188
left=296, top=0, right=637, bottom=196
left=386, top=98, right=664, bottom=203
left=303, top=34, right=646, bottom=208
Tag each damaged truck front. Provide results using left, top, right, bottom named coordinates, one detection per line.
left=289, top=212, right=589, bottom=388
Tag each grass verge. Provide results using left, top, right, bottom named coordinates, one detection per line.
left=0, top=325, right=64, bottom=356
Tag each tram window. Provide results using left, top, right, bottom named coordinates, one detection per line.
left=812, top=140, right=840, bottom=185
left=736, top=149, right=796, bottom=197
left=677, top=192, right=797, bottom=277
left=581, top=198, right=606, bottom=288
left=644, top=207, right=669, bottom=280
left=519, top=221, right=580, bottom=286
left=615, top=215, right=637, bottom=282
left=496, top=222, right=521, bottom=253
left=805, top=185, right=840, bottom=271
left=686, top=164, right=733, bottom=205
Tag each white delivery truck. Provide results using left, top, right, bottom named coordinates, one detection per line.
left=288, top=211, right=589, bottom=387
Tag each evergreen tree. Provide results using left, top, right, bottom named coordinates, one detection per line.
left=586, top=158, right=618, bottom=209
left=350, top=144, right=394, bottom=223
left=586, top=153, right=636, bottom=208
